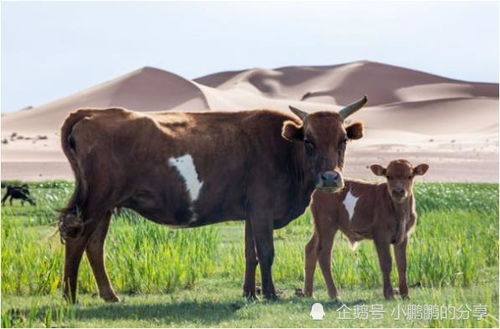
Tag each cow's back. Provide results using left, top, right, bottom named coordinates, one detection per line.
left=67, top=107, right=304, bottom=227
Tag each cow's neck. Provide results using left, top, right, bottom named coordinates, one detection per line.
left=294, top=146, right=318, bottom=202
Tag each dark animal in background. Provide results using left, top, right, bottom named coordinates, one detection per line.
left=58, top=96, right=367, bottom=303
left=303, top=159, right=429, bottom=300
left=1, top=184, right=36, bottom=206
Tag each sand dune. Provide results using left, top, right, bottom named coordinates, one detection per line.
left=196, top=61, right=498, bottom=106
left=1, top=60, right=498, bottom=182
left=2, top=67, right=209, bottom=134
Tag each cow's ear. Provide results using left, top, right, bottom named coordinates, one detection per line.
left=346, top=122, right=363, bottom=140
left=370, top=164, right=386, bottom=176
left=413, top=163, right=429, bottom=176
left=282, top=121, right=304, bottom=142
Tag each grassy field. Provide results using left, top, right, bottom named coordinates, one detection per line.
left=1, top=181, right=498, bottom=327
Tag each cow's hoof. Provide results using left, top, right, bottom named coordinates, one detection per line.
left=401, top=295, right=410, bottom=300
left=264, top=293, right=279, bottom=301
left=101, top=293, right=120, bottom=303
left=243, top=292, right=257, bottom=301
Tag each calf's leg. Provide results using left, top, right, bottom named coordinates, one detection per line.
left=317, top=227, right=338, bottom=299
left=243, top=219, right=258, bottom=299
left=303, top=232, right=319, bottom=297
left=85, top=211, right=119, bottom=302
left=394, top=239, right=409, bottom=299
left=374, top=238, right=394, bottom=300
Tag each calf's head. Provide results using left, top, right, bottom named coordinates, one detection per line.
left=282, top=96, right=366, bottom=192
left=371, top=160, right=429, bottom=203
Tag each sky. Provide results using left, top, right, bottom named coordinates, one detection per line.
left=1, top=1, right=498, bottom=112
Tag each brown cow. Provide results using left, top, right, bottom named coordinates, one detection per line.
left=58, top=96, right=367, bottom=303
left=303, top=159, right=429, bottom=300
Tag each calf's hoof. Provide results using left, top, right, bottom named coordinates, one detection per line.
left=384, top=288, right=395, bottom=300
left=328, top=291, right=339, bottom=300
left=295, top=288, right=306, bottom=297
left=62, top=293, right=77, bottom=304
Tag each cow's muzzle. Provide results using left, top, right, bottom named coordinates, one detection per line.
left=316, top=170, right=344, bottom=193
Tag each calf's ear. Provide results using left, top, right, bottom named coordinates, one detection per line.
left=346, top=122, right=363, bottom=140
left=370, top=164, right=386, bottom=176
left=282, top=121, right=304, bottom=142
left=413, top=163, right=429, bottom=176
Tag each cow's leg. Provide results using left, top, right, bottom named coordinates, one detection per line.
left=85, top=211, right=119, bottom=302
left=63, top=232, right=93, bottom=303
left=394, top=238, right=409, bottom=299
left=243, top=219, right=258, bottom=299
left=374, top=238, right=394, bottom=300
left=21, top=199, right=24, bottom=206
left=63, top=204, right=106, bottom=303
left=250, top=218, right=276, bottom=300
left=317, top=227, right=338, bottom=299
left=9, top=196, right=13, bottom=206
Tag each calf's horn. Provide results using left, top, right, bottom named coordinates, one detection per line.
left=288, top=106, right=308, bottom=121
left=338, top=95, right=368, bottom=119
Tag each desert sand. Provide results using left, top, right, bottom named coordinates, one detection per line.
left=1, top=60, right=498, bottom=182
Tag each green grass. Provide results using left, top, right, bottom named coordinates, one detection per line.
left=1, top=182, right=498, bottom=327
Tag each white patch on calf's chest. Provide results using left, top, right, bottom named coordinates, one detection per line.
left=343, top=190, right=359, bottom=221
left=168, top=154, right=203, bottom=203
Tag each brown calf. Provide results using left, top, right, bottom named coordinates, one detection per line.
left=304, top=159, right=429, bottom=300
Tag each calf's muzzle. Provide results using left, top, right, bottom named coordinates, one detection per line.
left=391, top=187, right=407, bottom=201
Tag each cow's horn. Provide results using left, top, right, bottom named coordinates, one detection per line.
left=338, top=96, right=368, bottom=119
left=288, top=106, right=308, bottom=121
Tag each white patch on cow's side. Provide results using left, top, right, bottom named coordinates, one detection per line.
left=168, top=154, right=203, bottom=223
left=343, top=190, right=359, bottom=221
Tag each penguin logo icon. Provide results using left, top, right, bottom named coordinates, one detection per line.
left=310, top=302, right=325, bottom=320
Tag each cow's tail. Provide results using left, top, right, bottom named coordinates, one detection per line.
left=58, top=109, right=94, bottom=243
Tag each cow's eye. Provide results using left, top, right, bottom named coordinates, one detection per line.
left=304, top=139, right=315, bottom=149
left=387, top=176, right=393, bottom=180
left=408, top=175, right=412, bottom=179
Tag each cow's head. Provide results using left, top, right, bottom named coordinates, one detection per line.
left=282, top=96, right=366, bottom=192
left=371, top=160, right=429, bottom=203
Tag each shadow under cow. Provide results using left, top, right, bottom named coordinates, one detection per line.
left=72, top=300, right=243, bottom=324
